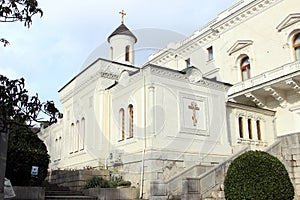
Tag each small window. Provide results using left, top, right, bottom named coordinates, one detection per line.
left=75, top=120, right=80, bottom=152
left=80, top=118, right=85, bottom=150
left=70, top=123, right=74, bottom=154
left=125, top=46, right=130, bottom=62
left=240, top=56, right=251, bottom=81
left=207, top=46, right=213, bottom=61
left=185, top=58, right=191, bottom=67
left=119, top=109, right=125, bottom=141
left=293, top=34, right=300, bottom=60
left=110, top=47, right=113, bottom=60
left=238, top=117, right=243, bottom=138
left=128, top=104, right=133, bottom=138
left=248, top=119, right=252, bottom=140
left=256, top=120, right=262, bottom=141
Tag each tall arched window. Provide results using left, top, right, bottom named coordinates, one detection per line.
left=70, top=123, right=74, bottom=153
left=256, top=120, right=262, bottom=141
left=125, top=45, right=130, bottom=62
left=75, top=120, right=80, bottom=152
left=119, top=109, right=125, bottom=141
left=238, top=117, right=244, bottom=138
left=80, top=118, right=85, bottom=150
left=240, top=56, right=251, bottom=81
left=248, top=119, right=252, bottom=140
left=293, top=34, right=300, bottom=60
left=128, top=104, right=133, bottom=138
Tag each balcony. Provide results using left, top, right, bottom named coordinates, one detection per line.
left=228, top=60, right=300, bottom=108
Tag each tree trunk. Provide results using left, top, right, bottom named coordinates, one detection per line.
left=0, top=129, right=9, bottom=200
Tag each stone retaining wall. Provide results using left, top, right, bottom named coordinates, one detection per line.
left=47, top=169, right=110, bottom=191
left=83, top=187, right=139, bottom=200
left=13, top=186, right=45, bottom=200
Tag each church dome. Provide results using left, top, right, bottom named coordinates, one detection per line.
left=107, top=24, right=137, bottom=43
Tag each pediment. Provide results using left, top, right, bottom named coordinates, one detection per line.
left=277, top=13, right=300, bottom=32
left=227, top=40, right=253, bottom=55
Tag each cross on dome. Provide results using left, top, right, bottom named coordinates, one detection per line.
left=119, top=10, right=126, bottom=24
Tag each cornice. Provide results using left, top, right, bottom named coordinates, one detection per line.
left=148, top=65, right=229, bottom=91
left=227, top=101, right=275, bottom=116
left=60, top=70, right=119, bottom=103
left=149, top=0, right=283, bottom=64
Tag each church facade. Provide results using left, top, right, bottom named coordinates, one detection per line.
left=39, top=0, right=300, bottom=198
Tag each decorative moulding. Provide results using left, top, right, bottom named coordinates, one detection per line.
left=227, top=40, right=253, bottom=55
left=277, top=13, right=300, bottom=32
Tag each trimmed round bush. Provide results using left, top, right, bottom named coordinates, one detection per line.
left=224, top=150, right=294, bottom=200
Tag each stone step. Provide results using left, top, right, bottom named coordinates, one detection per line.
left=46, top=190, right=84, bottom=196
left=45, top=195, right=97, bottom=200
left=45, top=190, right=96, bottom=200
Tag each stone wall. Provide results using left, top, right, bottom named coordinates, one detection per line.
left=47, top=169, right=110, bottom=191
left=266, top=133, right=300, bottom=200
left=13, top=187, right=45, bottom=200
left=83, top=187, right=139, bottom=200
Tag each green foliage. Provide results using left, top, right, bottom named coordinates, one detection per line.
left=0, top=75, right=61, bottom=130
left=117, top=180, right=131, bottom=187
left=0, top=75, right=42, bottom=131
left=85, top=176, right=113, bottom=189
left=5, top=124, right=49, bottom=186
left=85, top=176, right=132, bottom=189
left=0, top=0, right=43, bottom=46
left=224, top=150, right=294, bottom=200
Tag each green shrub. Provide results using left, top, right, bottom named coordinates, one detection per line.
left=117, top=180, right=131, bottom=187
left=224, top=150, right=294, bottom=200
left=85, top=176, right=132, bottom=189
left=85, top=176, right=112, bottom=189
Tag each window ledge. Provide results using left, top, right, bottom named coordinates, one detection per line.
left=237, top=138, right=267, bottom=146
left=117, top=137, right=137, bottom=146
left=206, top=59, right=215, bottom=64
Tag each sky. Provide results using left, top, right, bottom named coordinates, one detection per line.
left=0, top=0, right=239, bottom=111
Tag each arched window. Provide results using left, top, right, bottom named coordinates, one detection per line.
left=238, top=117, right=243, bottom=138
left=75, top=120, right=80, bottom=152
left=128, top=104, right=133, bottom=138
left=80, top=118, right=85, bottom=150
left=256, top=120, right=262, bottom=141
left=248, top=119, right=252, bottom=140
left=125, top=45, right=130, bottom=62
left=293, top=34, right=300, bottom=60
left=110, top=47, right=113, bottom=60
left=70, top=123, right=74, bottom=153
left=119, top=109, right=125, bottom=141
left=240, top=56, right=251, bottom=81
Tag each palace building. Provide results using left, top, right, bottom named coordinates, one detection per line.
left=39, top=0, right=300, bottom=198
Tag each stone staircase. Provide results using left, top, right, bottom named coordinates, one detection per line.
left=45, top=182, right=97, bottom=200
left=180, top=132, right=300, bottom=200
left=266, top=133, right=300, bottom=200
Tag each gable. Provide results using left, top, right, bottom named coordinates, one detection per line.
left=277, top=13, right=300, bottom=32
left=227, top=40, right=253, bottom=56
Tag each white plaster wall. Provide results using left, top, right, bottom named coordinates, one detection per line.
left=156, top=0, right=300, bottom=84
left=226, top=102, right=276, bottom=153
left=109, top=35, right=136, bottom=65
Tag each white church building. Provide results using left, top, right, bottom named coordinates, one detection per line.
left=39, top=0, right=300, bottom=198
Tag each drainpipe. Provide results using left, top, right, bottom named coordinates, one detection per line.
left=139, top=71, right=147, bottom=199
left=139, top=148, right=146, bottom=199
